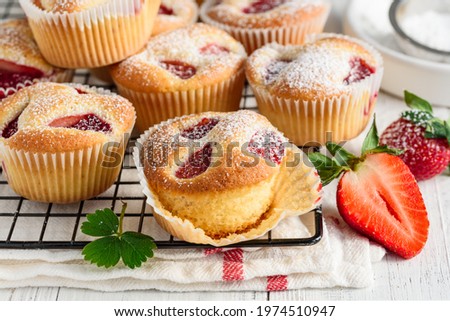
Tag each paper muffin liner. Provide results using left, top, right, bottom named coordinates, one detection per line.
left=0, top=68, right=74, bottom=100
left=133, top=120, right=322, bottom=246
left=0, top=84, right=134, bottom=204
left=116, top=67, right=246, bottom=133
left=250, top=34, right=384, bottom=146
left=19, top=0, right=160, bottom=68
left=0, top=140, right=128, bottom=204
left=200, top=1, right=331, bottom=54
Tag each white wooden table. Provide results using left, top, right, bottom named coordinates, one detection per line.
left=1, top=0, right=449, bottom=301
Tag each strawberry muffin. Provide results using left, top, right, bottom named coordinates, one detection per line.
left=134, top=110, right=322, bottom=245
left=111, top=23, right=247, bottom=132
left=0, top=19, right=73, bottom=100
left=200, top=0, right=331, bottom=53
left=246, top=33, right=383, bottom=145
left=0, top=82, right=135, bottom=203
left=19, top=0, right=161, bottom=68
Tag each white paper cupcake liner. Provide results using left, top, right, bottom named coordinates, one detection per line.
left=0, top=140, right=127, bottom=204
left=200, top=0, right=331, bottom=53
left=19, top=0, right=160, bottom=68
left=0, top=69, right=74, bottom=100
left=116, top=67, right=246, bottom=133
left=250, top=33, right=384, bottom=146
left=133, top=117, right=322, bottom=246
left=0, top=84, right=134, bottom=204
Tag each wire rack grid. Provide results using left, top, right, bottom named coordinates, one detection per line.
left=0, top=0, right=322, bottom=250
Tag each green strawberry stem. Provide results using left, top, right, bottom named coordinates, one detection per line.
left=309, top=116, right=402, bottom=186
left=118, top=201, right=127, bottom=236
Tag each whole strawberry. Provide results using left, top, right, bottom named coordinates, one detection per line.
left=309, top=117, right=429, bottom=259
left=380, top=91, right=450, bottom=181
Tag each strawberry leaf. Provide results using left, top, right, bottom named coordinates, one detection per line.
left=81, top=208, right=119, bottom=237
left=308, top=152, right=347, bottom=186
left=326, top=142, right=356, bottom=166
left=81, top=203, right=157, bottom=269
left=362, top=116, right=379, bottom=155
left=404, top=90, right=433, bottom=113
left=364, top=146, right=404, bottom=156
left=82, top=236, right=121, bottom=268
left=120, top=232, right=156, bottom=269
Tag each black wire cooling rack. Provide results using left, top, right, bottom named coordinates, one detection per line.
left=0, top=0, right=322, bottom=250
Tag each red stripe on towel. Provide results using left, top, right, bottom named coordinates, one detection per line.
left=203, top=248, right=223, bottom=256
left=267, top=275, right=288, bottom=291
left=222, top=249, right=244, bottom=281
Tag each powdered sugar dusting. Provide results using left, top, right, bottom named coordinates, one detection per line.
left=204, top=0, right=329, bottom=28
left=249, top=38, right=378, bottom=98
left=116, top=23, right=247, bottom=88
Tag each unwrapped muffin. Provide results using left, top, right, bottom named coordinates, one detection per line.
left=134, top=110, right=322, bottom=246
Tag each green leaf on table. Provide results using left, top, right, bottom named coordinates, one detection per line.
left=82, top=236, right=121, bottom=268
left=81, top=208, right=118, bottom=237
left=81, top=203, right=157, bottom=269
left=120, top=232, right=156, bottom=269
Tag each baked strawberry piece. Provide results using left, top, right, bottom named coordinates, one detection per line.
left=0, top=19, right=73, bottom=100
left=309, top=117, right=429, bottom=259
left=380, top=91, right=450, bottom=181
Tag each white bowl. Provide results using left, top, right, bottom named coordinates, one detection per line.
left=343, top=0, right=450, bottom=107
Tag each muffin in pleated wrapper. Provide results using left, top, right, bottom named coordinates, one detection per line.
left=200, top=0, right=331, bottom=54
left=133, top=110, right=322, bottom=246
left=19, top=0, right=161, bottom=68
left=0, top=83, right=136, bottom=204
left=247, top=33, right=384, bottom=146
left=111, top=23, right=247, bottom=133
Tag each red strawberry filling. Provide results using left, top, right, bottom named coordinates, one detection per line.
left=343, top=57, right=375, bottom=85
left=49, top=113, right=112, bottom=133
left=1, top=115, right=19, bottom=139
left=158, top=4, right=174, bottom=15
left=200, top=44, right=230, bottom=55
left=247, top=131, right=285, bottom=165
left=0, top=60, right=45, bottom=99
left=265, top=59, right=291, bottom=84
left=161, top=60, right=196, bottom=79
left=243, top=0, right=285, bottom=14
left=180, top=118, right=219, bottom=140
left=175, top=143, right=212, bottom=179
left=75, top=88, right=88, bottom=94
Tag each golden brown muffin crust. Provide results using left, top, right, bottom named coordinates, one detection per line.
left=0, top=82, right=136, bottom=153
left=110, top=23, right=247, bottom=93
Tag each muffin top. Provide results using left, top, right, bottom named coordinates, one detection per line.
left=0, top=19, right=67, bottom=98
left=152, top=0, right=198, bottom=36
left=201, top=0, right=330, bottom=28
left=142, top=110, right=288, bottom=193
left=32, top=0, right=109, bottom=13
left=246, top=34, right=383, bottom=100
left=0, top=82, right=135, bottom=152
left=111, top=23, right=247, bottom=92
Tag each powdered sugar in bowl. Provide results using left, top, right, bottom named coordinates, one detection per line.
left=389, top=0, right=450, bottom=64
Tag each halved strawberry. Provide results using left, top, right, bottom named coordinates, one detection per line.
left=175, top=143, right=213, bottom=179
left=309, top=117, right=429, bottom=259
